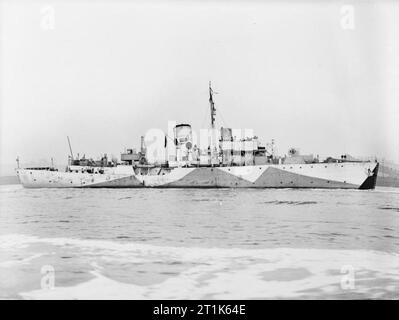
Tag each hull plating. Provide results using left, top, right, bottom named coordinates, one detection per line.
left=17, top=162, right=379, bottom=190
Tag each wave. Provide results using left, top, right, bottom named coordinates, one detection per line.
left=263, top=200, right=318, bottom=205
left=0, top=253, right=44, bottom=268
left=378, top=206, right=399, bottom=212
left=118, top=196, right=132, bottom=200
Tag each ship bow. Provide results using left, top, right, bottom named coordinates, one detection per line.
left=359, top=163, right=379, bottom=190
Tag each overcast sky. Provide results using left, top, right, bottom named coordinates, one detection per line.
left=0, top=0, right=398, bottom=175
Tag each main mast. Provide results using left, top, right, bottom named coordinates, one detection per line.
left=208, top=82, right=218, bottom=165
left=209, top=81, right=216, bottom=129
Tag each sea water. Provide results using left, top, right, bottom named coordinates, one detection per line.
left=0, top=185, right=398, bottom=299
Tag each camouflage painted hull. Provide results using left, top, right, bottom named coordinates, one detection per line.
left=17, top=162, right=379, bottom=189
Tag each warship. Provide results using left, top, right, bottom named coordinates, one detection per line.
left=16, top=83, right=379, bottom=189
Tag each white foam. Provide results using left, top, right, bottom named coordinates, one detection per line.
left=0, top=253, right=44, bottom=268
left=1, top=234, right=398, bottom=299
left=375, top=187, right=399, bottom=194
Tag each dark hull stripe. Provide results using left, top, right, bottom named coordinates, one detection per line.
left=359, top=163, right=379, bottom=190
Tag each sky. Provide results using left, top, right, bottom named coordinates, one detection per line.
left=0, top=0, right=398, bottom=175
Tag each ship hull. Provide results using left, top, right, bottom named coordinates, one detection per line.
left=16, top=162, right=379, bottom=189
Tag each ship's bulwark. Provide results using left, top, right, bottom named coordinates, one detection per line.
left=17, top=162, right=379, bottom=189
